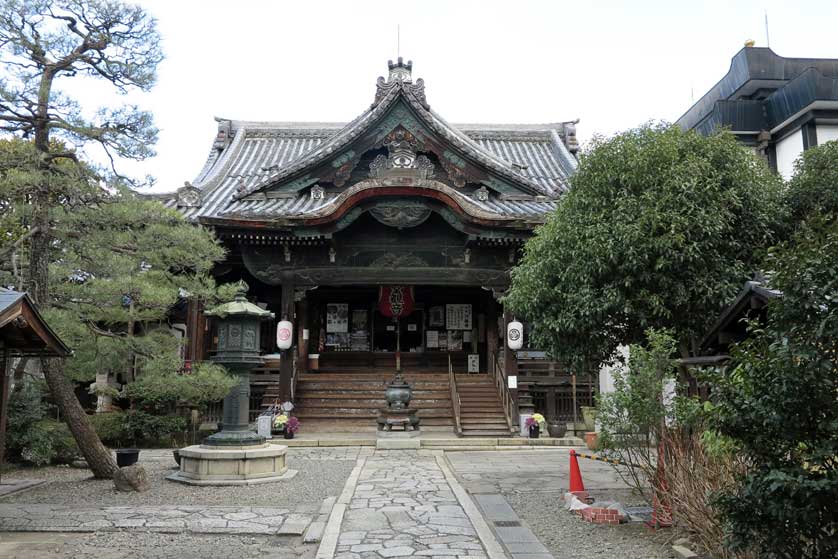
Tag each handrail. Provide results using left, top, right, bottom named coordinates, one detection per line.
left=449, top=353, right=463, bottom=437
left=290, top=351, right=298, bottom=403
left=491, top=351, right=518, bottom=434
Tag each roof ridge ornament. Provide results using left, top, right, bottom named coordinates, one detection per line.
left=388, top=57, right=413, bottom=83
left=373, top=57, right=429, bottom=110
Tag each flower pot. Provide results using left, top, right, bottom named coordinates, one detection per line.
left=581, top=406, right=598, bottom=431
left=584, top=431, right=598, bottom=450
left=528, top=424, right=540, bottom=439
left=172, top=449, right=181, bottom=467
left=116, top=448, right=140, bottom=468
left=547, top=422, right=567, bottom=438
left=283, top=430, right=294, bottom=440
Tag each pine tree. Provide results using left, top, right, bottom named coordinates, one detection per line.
left=0, top=0, right=164, bottom=478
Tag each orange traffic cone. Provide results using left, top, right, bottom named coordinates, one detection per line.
left=569, top=449, right=586, bottom=494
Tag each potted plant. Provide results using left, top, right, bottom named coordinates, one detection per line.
left=581, top=406, right=598, bottom=431
left=546, top=417, right=567, bottom=438
left=525, top=413, right=546, bottom=438
left=284, top=416, right=300, bottom=439
left=273, top=413, right=288, bottom=435
left=115, top=424, right=140, bottom=468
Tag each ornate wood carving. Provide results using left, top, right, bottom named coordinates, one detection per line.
left=369, top=203, right=432, bottom=228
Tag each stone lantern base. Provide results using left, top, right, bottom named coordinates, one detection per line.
left=166, top=443, right=294, bottom=486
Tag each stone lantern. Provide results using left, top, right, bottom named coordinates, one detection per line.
left=168, top=285, right=293, bottom=486
left=203, top=287, right=274, bottom=447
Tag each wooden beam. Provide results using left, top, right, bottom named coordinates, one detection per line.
left=295, top=297, right=308, bottom=377
left=502, top=307, right=519, bottom=413
left=0, top=350, right=9, bottom=483
left=279, top=275, right=295, bottom=402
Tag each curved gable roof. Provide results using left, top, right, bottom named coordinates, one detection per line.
left=160, top=60, right=578, bottom=223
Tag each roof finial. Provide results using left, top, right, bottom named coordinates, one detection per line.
left=387, top=57, right=412, bottom=83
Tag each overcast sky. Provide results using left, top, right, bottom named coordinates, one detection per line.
left=94, top=0, right=838, bottom=192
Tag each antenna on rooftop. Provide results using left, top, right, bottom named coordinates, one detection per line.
left=764, top=10, right=770, bottom=48
left=397, top=24, right=400, bottom=58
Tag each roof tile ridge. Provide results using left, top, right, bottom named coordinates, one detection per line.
left=193, top=126, right=247, bottom=191
left=419, top=101, right=547, bottom=195
left=226, top=120, right=349, bottom=130
left=232, top=87, right=402, bottom=200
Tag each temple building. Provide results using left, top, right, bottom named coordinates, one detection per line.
left=677, top=45, right=838, bottom=180
left=159, top=58, right=586, bottom=435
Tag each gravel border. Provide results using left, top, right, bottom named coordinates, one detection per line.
left=0, top=452, right=355, bottom=509
left=503, top=489, right=677, bottom=559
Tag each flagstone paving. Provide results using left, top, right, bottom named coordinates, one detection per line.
left=332, top=450, right=496, bottom=559
left=0, top=504, right=315, bottom=535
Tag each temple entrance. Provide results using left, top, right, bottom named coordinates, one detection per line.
left=304, top=285, right=492, bottom=373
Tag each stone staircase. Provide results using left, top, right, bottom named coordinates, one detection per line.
left=455, top=374, right=514, bottom=437
left=291, top=370, right=455, bottom=432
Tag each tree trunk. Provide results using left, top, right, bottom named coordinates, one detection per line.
left=42, top=359, right=118, bottom=479
left=24, top=67, right=119, bottom=479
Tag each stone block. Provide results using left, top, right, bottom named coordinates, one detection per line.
left=303, top=520, right=326, bottom=543
left=376, top=438, right=420, bottom=450
left=320, top=438, right=376, bottom=447
left=113, top=464, right=150, bottom=492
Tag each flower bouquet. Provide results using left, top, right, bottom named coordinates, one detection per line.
left=525, top=413, right=546, bottom=438
left=284, top=416, right=300, bottom=439
left=273, top=413, right=288, bottom=435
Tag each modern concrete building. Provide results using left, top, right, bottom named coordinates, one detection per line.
left=677, top=46, right=838, bottom=180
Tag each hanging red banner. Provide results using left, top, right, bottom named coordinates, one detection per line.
left=378, top=286, right=415, bottom=318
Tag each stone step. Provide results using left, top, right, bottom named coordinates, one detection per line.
left=460, top=429, right=513, bottom=437
left=295, top=408, right=453, bottom=417
left=294, top=399, right=451, bottom=408
left=462, top=422, right=509, bottom=430
left=293, top=391, right=450, bottom=400
left=297, top=380, right=450, bottom=391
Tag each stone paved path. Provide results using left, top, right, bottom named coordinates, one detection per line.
left=0, top=504, right=313, bottom=535
left=332, top=450, right=497, bottom=559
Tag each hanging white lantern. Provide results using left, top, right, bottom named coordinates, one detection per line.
left=276, top=320, right=293, bottom=350
left=507, top=320, right=524, bottom=350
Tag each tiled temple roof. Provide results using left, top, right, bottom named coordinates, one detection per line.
left=159, top=60, right=577, bottom=223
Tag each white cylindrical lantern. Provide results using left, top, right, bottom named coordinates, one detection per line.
left=507, top=320, right=524, bottom=350
left=276, top=320, right=293, bottom=350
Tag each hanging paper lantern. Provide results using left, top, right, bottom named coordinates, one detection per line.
left=276, top=320, right=293, bottom=350
left=507, top=320, right=524, bottom=350
left=378, top=286, right=415, bottom=318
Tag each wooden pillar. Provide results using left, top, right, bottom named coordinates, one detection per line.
left=485, top=296, right=499, bottom=373
left=279, top=275, right=295, bottom=402
left=0, top=350, right=9, bottom=482
left=295, top=295, right=308, bottom=376
left=185, top=299, right=206, bottom=364
left=502, top=306, right=519, bottom=412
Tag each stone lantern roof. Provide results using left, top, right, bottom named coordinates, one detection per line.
left=204, top=285, right=274, bottom=320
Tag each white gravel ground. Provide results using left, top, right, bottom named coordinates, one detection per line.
left=503, top=489, right=677, bottom=559
left=3, top=531, right=317, bottom=559
left=0, top=449, right=355, bottom=509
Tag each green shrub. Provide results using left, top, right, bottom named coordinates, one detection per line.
left=7, top=380, right=51, bottom=465
left=89, top=411, right=128, bottom=446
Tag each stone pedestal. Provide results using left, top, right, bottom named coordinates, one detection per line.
left=166, top=443, right=292, bottom=486
left=377, top=407, right=420, bottom=432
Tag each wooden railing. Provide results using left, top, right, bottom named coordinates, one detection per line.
left=449, top=353, right=463, bottom=436
left=491, top=352, right=518, bottom=434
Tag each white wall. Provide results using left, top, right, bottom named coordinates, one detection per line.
left=817, top=124, right=838, bottom=145
left=776, top=129, right=803, bottom=181
left=598, top=345, right=629, bottom=395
